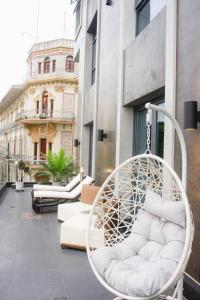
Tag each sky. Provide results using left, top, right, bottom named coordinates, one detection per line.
left=0, top=0, right=75, bottom=100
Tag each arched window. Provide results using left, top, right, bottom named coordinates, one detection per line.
left=42, top=91, right=48, bottom=114
left=65, top=55, right=74, bottom=73
left=44, top=57, right=50, bottom=73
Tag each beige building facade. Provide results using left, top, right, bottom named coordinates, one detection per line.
left=0, top=39, right=78, bottom=174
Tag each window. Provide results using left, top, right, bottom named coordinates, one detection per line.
left=52, top=60, right=56, bottom=72
left=88, top=13, right=97, bottom=85
left=42, top=91, right=48, bottom=114
left=30, top=62, right=33, bottom=77
left=48, top=142, right=52, bottom=152
left=38, top=62, right=42, bottom=74
left=34, top=142, right=38, bottom=160
left=136, top=0, right=167, bottom=35
left=134, top=100, right=165, bottom=157
left=50, top=99, right=54, bottom=117
left=74, top=0, right=81, bottom=34
left=36, top=101, right=39, bottom=114
left=91, top=32, right=97, bottom=85
left=65, top=55, right=74, bottom=73
left=43, top=57, right=50, bottom=73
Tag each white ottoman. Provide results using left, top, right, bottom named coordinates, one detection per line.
left=60, top=212, right=104, bottom=250
left=57, top=202, right=92, bottom=222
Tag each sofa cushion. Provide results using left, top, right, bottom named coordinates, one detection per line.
left=144, top=189, right=185, bottom=227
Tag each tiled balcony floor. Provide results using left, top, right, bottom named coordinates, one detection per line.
left=0, top=188, right=113, bottom=300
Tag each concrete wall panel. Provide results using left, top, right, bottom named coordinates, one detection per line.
left=176, top=0, right=200, bottom=282
left=123, top=9, right=166, bottom=104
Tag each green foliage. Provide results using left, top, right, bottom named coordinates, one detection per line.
left=16, top=160, right=30, bottom=182
left=17, top=160, right=26, bottom=170
left=36, top=149, right=77, bottom=183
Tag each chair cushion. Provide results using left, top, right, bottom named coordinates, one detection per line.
left=34, top=176, right=94, bottom=199
left=57, top=202, right=92, bottom=222
left=60, top=213, right=104, bottom=248
left=33, top=174, right=81, bottom=192
left=144, top=189, right=185, bottom=227
left=80, top=184, right=100, bottom=204
left=91, top=190, right=186, bottom=297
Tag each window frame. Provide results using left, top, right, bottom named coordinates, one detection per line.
left=65, top=55, right=74, bottom=73
left=43, top=57, right=50, bottom=73
left=74, top=0, right=82, bottom=41
left=36, top=100, right=40, bottom=115
left=136, top=0, right=150, bottom=36
left=52, top=60, right=56, bottom=72
left=91, top=32, right=97, bottom=85
left=38, top=62, right=42, bottom=74
left=50, top=99, right=54, bottom=117
left=42, top=91, right=48, bottom=114
left=136, top=0, right=167, bottom=36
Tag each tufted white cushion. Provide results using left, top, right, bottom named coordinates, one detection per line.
left=92, top=190, right=186, bottom=297
left=144, top=189, right=185, bottom=227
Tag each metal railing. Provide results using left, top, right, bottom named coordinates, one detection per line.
left=15, top=110, right=75, bottom=122
left=0, top=160, right=8, bottom=189
left=0, top=158, right=48, bottom=184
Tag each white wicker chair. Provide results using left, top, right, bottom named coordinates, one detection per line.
left=86, top=104, right=194, bottom=300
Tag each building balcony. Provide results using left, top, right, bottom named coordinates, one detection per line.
left=15, top=110, right=75, bottom=125
left=26, top=68, right=78, bottom=84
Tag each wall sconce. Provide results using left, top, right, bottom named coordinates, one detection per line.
left=184, top=101, right=200, bottom=130
left=74, top=139, right=80, bottom=147
left=106, top=0, right=112, bottom=5
left=98, top=129, right=107, bottom=141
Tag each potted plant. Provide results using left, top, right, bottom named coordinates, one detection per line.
left=33, top=165, right=51, bottom=184
left=34, top=149, right=76, bottom=185
left=15, top=160, right=26, bottom=191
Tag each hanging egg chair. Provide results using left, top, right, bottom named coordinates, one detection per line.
left=86, top=103, right=194, bottom=300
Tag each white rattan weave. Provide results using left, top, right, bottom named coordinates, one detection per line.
left=86, top=154, right=192, bottom=300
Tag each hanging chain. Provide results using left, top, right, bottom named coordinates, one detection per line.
left=145, top=109, right=152, bottom=154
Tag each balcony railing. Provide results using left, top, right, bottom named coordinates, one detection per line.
left=0, top=161, right=7, bottom=189
left=26, top=68, right=78, bottom=83
left=0, top=158, right=48, bottom=185
left=15, top=110, right=75, bottom=122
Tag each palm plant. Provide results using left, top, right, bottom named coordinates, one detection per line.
left=35, top=149, right=76, bottom=183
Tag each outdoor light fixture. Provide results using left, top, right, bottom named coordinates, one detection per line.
left=106, top=0, right=112, bottom=6
left=184, top=101, right=200, bottom=130
left=74, top=139, right=80, bottom=147
left=98, top=129, right=107, bottom=141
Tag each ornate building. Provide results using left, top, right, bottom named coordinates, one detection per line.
left=0, top=39, right=78, bottom=168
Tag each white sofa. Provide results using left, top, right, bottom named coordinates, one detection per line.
left=58, top=202, right=92, bottom=222
left=60, top=212, right=104, bottom=250
left=57, top=184, right=100, bottom=222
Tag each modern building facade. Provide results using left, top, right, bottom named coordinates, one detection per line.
left=73, top=0, right=200, bottom=293
left=0, top=39, right=78, bottom=169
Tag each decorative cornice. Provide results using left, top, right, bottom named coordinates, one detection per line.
left=27, top=47, right=74, bottom=63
